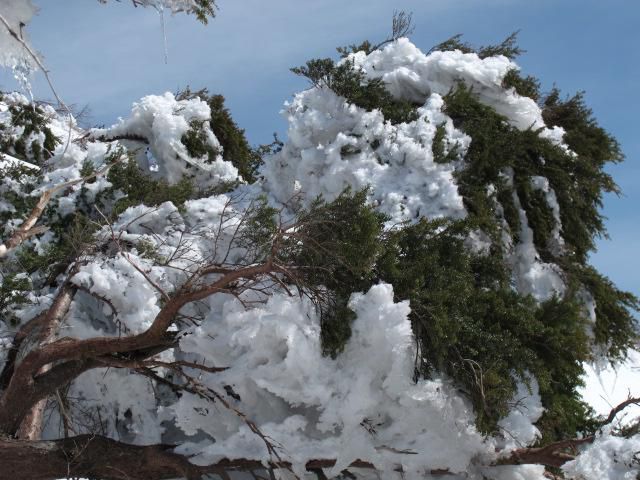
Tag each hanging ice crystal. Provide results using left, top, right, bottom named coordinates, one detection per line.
left=155, top=3, right=169, bottom=64
left=11, top=58, right=34, bottom=102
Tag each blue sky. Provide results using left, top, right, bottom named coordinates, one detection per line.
left=1, top=0, right=638, bottom=297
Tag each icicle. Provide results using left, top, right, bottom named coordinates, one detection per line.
left=157, top=3, right=169, bottom=64
left=11, top=59, right=34, bottom=103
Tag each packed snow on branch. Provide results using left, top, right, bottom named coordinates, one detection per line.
left=93, top=92, right=239, bottom=186
left=1, top=30, right=639, bottom=480
left=563, top=430, right=640, bottom=480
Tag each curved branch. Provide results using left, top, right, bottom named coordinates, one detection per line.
left=601, top=396, right=640, bottom=426
left=0, top=260, right=275, bottom=436
left=92, top=132, right=150, bottom=144
left=0, top=434, right=450, bottom=480
left=500, top=396, right=640, bottom=468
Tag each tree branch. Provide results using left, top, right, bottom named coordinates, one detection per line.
left=499, top=397, right=640, bottom=468
left=0, top=259, right=276, bottom=436
left=0, top=285, right=77, bottom=437
left=0, top=154, right=126, bottom=259
left=0, top=434, right=451, bottom=480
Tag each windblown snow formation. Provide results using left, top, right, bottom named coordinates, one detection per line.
left=1, top=37, right=638, bottom=480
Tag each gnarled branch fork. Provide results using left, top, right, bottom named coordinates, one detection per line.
left=0, top=258, right=279, bottom=436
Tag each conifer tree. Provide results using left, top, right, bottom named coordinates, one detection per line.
left=0, top=5, right=638, bottom=480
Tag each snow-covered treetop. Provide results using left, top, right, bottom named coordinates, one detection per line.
left=0, top=7, right=638, bottom=479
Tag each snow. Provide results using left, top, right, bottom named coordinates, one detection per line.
left=114, top=0, right=212, bottom=16
left=177, top=284, right=493, bottom=477
left=93, top=92, right=239, bottom=187
left=262, top=90, right=468, bottom=223
left=71, top=254, right=162, bottom=334
left=349, top=38, right=547, bottom=132
left=497, top=379, right=544, bottom=449
left=1, top=34, right=637, bottom=480
left=501, top=169, right=566, bottom=301
left=563, top=430, right=640, bottom=480
left=580, top=349, right=640, bottom=423
left=261, top=38, right=570, bottom=303
left=0, top=152, right=39, bottom=171
left=530, top=175, right=565, bottom=256
left=483, top=465, right=547, bottom=480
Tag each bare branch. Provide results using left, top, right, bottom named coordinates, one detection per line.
left=499, top=396, right=640, bottom=468
left=0, top=434, right=455, bottom=480
left=601, top=395, right=640, bottom=426
left=0, top=285, right=77, bottom=437
left=0, top=256, right=276, bottom=436
left=370, top=10, right=415, bottom=51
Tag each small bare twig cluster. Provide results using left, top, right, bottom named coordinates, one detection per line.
left=370, top=10, right=415, bottom=52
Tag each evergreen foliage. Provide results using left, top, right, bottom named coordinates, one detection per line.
left=374, top=219, right=592, bottom=435
left=312, top=208, right=599, bottom=436
left=0, top=163, right=40, bottom=226
left=104, top=153, right=195, bottom=215
left=0, top=272, right=30, bottom=326
left=0, top=24, right=637, bottom=467
left=502, top=68, right=541, bottom=101
left=16, top=214, right=97, bottom=285
left=177, top=88, right=263, bottom=182
left=287, top=34, right=638, bottom=438
left=291, top=58, right=419, bottom=125
left=190, top=0, right=217, bottom=24
left=428, top=31, right=524, bottom=59
left=181, top=119, right=219, bottom=161
left=431, top=122, right=459, bottom=164
left=572, top=265, right=639, bottom=360
left=289, top=189, right=386, bottom=357
left=0, top=98, right=59, bottom=164
left=238, top=196, right=279, bottom=261
left=443, top=83, right=637, bottom=360
left=336, top=41, right=375, bottom=58
left=541, top=88, right=623, bottom=260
